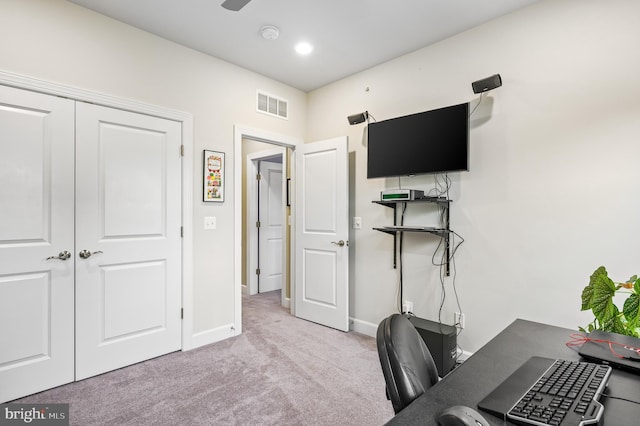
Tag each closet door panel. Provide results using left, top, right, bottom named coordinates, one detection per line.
left=0, top=85, right=75, bottom=403
left=75, top=103, right=182, bottom=380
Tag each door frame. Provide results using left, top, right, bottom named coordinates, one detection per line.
left=246, top=147, right=286, bottom=302
left=0, top=70, right=197, bottom=350
left=234, top=126, right=301, bottom=334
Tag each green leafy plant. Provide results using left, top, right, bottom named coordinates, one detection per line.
left=580, top=266, right=640, bottom=337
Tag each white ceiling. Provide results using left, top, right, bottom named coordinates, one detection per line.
left=68, top=0, right=541, bottom=92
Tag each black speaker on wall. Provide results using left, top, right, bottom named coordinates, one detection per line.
left=472, top=74, right=502, bottom=94
left=347, top=111, right=368, bottom=125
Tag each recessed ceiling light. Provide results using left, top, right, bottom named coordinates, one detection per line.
left=295, top=42, right=313, bottom=55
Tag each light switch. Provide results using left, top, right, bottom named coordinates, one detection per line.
left=204, top=216, right=216, bottom=230
left=353, top=217, right=362, bottom=229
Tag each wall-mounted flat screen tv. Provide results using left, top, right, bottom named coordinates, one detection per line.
left=367, top=102, right=469, bottom=179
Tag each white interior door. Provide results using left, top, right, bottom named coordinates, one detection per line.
left=258, top=160, right=283, bottom=293
left=75, top=103, right=182, bottom=380
left=0, top=86, right=75, bottom=402
left=294, top=136, right=349, bottom=331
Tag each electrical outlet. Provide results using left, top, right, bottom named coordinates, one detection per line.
left=454, top=312, right=465, bottom=329
left=402, top=301, right=414, bottom=314
left=204, top=216, right=216, bottom=230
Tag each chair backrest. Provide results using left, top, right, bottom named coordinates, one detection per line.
left=376, top=314, right=440, bottom=414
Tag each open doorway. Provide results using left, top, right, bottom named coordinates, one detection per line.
left=234, top=127, right=350, bottom=334
left=233, top=126, right=301, bottom=334
left=243, top=142, right=287, bottom=303
left=233, top=125, right=302, bottom=334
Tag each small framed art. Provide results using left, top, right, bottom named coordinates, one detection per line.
left=203, top=150, right=225, bottom=202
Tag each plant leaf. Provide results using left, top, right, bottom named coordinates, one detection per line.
left=590, top=271, right=617, bottom=322
left=581, top=285, right=594, bottom=311
left=623, top=293, right=639, bottom=329
left=582, top=266, right=607, bottom=310
left=601, top=312, right=626, bottom=335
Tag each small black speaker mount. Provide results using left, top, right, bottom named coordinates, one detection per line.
left=471, top=74, right=502, bottom=94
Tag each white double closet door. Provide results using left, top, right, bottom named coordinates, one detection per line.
left=0, top=85, right=182, bottom=402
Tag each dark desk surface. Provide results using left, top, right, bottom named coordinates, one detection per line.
left=386, top=319, right=640, bottom=426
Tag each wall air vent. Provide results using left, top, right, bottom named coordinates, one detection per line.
left=257, top=91, right=288, bottom=120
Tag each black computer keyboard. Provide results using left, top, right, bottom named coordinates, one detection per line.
left=506, top=359, right=612, bottom=426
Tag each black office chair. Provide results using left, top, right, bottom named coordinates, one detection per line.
left=376, top=314, right=440, bottom=414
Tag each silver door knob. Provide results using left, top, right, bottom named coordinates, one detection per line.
left=331, top=240, right=346, bottom=247
left=79, top=250, right=103, bottom=259
left=46, top=250, right=71, bottom=261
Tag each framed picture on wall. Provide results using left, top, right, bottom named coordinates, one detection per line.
left=203, top=150, right=225, bottom=202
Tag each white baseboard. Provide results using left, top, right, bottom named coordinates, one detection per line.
left=349, top=317, right=378, bottom=337
left=187, top=323, right=238, bottom=350
left=456, top=348, right=474, bottom=362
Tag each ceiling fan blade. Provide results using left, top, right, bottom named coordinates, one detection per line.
left=221, top=0, right=252, bottom=11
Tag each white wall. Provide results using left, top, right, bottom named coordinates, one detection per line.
left=3, top=0, right=639, bottom=356
left=0, top=0, right=306, bottom=343
left=307, top=0, right=640, bottom=352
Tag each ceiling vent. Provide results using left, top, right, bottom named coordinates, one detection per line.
left=257, top=91, right=288, bottom=120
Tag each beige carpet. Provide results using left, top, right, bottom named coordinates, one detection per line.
left=15, top=290, right=394, bottom=425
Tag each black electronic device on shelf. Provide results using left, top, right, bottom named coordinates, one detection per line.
left=367, top=102, right=469, bottom=179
